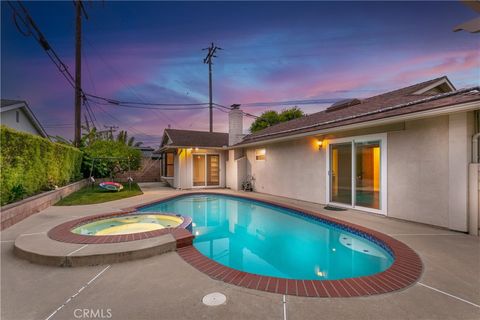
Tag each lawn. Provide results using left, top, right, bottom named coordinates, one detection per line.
left=55, top=182, right=143, bottom=206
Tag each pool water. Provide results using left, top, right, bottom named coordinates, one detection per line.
left=139, top=194, right=394, bottom=280
left=71, top=214, right=183, bottom=236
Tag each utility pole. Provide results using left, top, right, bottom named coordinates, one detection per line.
left=74, top=1, right=88, bottom=146
left=104, top=125, right=118, bottom=140
left=203, top=43, right=222, bottom=132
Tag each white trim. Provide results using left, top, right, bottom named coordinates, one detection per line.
left=325, top=133, right=388, bottom=215
left=192, top=153, right=221, bottom=188
left=233, top=100, right=479, bottom=149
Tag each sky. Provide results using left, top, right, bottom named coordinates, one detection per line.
left=2, top=1, right=479, bottom=147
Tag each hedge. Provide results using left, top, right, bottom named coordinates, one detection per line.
left=0, top=126, right=83, bottom=206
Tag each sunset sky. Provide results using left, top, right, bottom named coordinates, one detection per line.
left=2, top=1, right=479, bottom=146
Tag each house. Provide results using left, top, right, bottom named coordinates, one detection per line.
left=1, top=99, right=49, bottom=139
left=158, top=76, right=480, bottom=234
left=158, top=129, right=229, bottom=189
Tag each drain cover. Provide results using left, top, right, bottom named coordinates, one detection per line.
left=202, top=292, right=226, bottom=306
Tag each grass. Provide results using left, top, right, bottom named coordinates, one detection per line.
left=55, top=182, right=143, bottom=206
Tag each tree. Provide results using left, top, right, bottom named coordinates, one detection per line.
left=116, top=130, right=143, bottom=147
left=249, top=107, right=305, bottom=133
left=81, top=140, right=142, bottom=179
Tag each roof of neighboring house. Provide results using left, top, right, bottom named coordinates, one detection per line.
left=236, top=76, right=480, bottom=146
left=0, top=99, right=49, bottom=139
left=159, top=129, right=229, bottom=150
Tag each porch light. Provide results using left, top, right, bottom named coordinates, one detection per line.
left=317, top=140, right=323, bottom=150
left=195, top=147, right=199, bottom=151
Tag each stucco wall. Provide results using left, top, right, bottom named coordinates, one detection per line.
left=387, top=116, right=450, bottom=228
left=242, top=112, right=475, bottom=231
left=245, top=137, right=326, bottom=203
left=1, top=108, right=43, bottom=136
left=226, top=150, right=247, bottom=190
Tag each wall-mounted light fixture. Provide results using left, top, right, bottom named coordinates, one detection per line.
left=317, top=140, right=323, bottom=150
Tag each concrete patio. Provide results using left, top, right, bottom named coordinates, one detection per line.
left=1, top=183, right=479, bottom=320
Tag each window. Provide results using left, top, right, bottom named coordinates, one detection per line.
left=164, top=152, right=174, bottom=177
left=16, top=111, right=19, bottom=123
left=255, top=148, right=266, bottom=161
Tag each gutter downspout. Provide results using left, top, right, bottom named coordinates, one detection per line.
left=472, top=132, right=480, bottom=163
left=469, top=111, right=480, bottom=235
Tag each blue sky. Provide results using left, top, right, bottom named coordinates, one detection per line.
left=2, top=1, right=479, bottom=145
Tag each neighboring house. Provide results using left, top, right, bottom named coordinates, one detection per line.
left=135, top=146, right=155, bottom=158
left=157, top=76, right=480, bottom=234
left=158, top=129, right=228, bottom=189
left=1, top=99, right=48, bottom=139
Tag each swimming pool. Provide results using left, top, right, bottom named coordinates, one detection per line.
left=138, top=194, right=394, bottom=280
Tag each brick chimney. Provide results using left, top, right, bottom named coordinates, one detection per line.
left=228, top=104, right=243, bottom=146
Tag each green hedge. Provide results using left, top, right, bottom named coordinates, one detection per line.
left=0, top=126, right=83, bottom=205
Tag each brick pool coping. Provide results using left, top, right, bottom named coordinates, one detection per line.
left=48, top=211, right=193, bottom=247
left=131, top=192, right=423, bottom=298
left=48, top=191, right=423, bottom=297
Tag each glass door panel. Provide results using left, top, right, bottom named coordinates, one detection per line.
left=355, top=141, right=381, bottom=209
left=193, top=155, right=206, bottom=186
left=207, top=155, right=220, bottom=186
left=330, top=143, right=352, bottom=205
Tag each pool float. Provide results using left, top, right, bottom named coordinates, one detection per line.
left=99, top=181, right=124, bottom=192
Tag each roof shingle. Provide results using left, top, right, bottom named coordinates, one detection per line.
left=237, top=77, right=479, bottom=146
left=162, top=129, right=228, bottom=149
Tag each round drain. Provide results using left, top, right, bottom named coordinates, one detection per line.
left=202, top=292, right=226, bottom=306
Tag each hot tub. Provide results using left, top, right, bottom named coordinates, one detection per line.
left=71, top=214, right=184, bottom=236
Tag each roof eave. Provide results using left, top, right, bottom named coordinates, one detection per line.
left=232, top=100, right=480, bottom=148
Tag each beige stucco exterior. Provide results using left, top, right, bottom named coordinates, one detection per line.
left=237, top=111, right=477, bottom=232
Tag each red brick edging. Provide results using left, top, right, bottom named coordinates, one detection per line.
left=48, top=211, right=193, bottom=247
left=133, top=192, right=423, bottom=298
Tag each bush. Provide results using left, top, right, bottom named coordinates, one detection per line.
left=81, top=140, right=141, bottom=179
left=0, top=126, right=83, bottom=206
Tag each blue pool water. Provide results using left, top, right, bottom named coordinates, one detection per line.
left=138, top=194, right=393, bottom=280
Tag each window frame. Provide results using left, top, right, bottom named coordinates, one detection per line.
left=255, top=148, right=266, bottom=161
left=164, top=152, right=175, bottom=177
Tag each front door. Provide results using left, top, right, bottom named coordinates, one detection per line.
left=193, top=154, right=220, bottom=187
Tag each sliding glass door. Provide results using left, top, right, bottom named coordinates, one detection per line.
left=330, top=143, right=352, bottom=205
left=193, top=154, right=220, bottom=187
left=207, top=155, right=220, bottom=186
left=355, top=141, right=381, bottom=209
left=329, top=136, right=385, bottom=213
left=193, top=155, right=206, bottom=186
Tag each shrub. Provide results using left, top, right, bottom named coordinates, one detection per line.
left=0, top=126, right=83, bottom=206
left=81, top=140, right=142, bottom=179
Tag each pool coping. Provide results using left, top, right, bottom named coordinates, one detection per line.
left=128, top=191, right=424, bottom=298
left=48, top=211, right=193, bottom=247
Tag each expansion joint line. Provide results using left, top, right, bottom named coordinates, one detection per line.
left=44, top=265, right=111, bottom=320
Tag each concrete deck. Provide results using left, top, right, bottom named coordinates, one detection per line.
left=1, top=182, right=479, bottom=320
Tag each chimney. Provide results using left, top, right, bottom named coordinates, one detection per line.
left=229, top=104, right=243, bottom=146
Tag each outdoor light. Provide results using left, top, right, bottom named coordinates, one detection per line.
left=195, top=147, right=199, bottom=151
left=317, top=140, right=323, bottom=150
